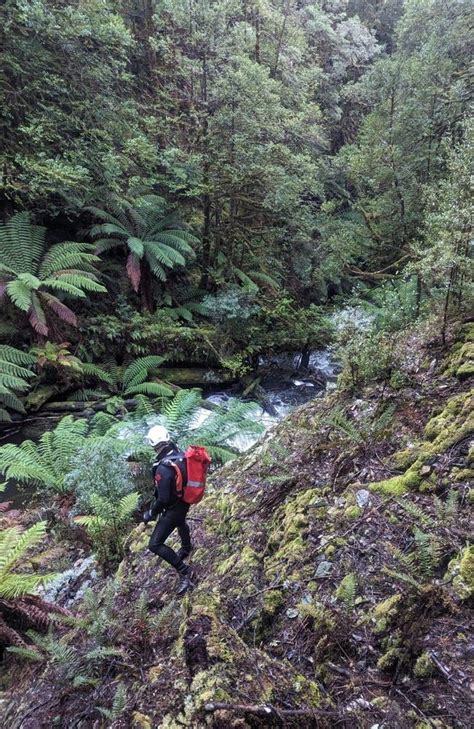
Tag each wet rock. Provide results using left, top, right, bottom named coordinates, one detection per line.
left=39, top=555, right=98, bottom=606
left=356, top=489, right=371, bottom=508
left=315, top=561, right=332, bottom=578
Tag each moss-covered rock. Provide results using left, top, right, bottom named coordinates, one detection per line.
left=413, top=652, right=434, bottom=678
left=369, top=466, right=421, bottom=495
left=445, top=546, right=474, bottom=599
left=132, top=711, right=153, bottom=729
left=372, top=593, right=402, bottom=633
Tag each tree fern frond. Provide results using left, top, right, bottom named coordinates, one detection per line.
left=0, top=346, right=36, bottom=367
left=122, top=356, right=165, bottom=389
left=161, top=389, right=203, bottom=433
left=124, top=382, right=173, bottom=397
left=6, top=279, right=33, bottom=311
left=0, top=521, right=48, bottom=577
left=93, top=238, right=124, bottom=253
left=0, top=390, right=25, bottom=413
left=0, top=573, right=57, bottom=600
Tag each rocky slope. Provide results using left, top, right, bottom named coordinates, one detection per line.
left=2, top=324, right=473, bottom=728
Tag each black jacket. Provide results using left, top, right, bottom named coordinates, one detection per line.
left=149, top=444, right=187, bottom=517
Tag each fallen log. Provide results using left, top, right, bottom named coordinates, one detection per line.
left=204, top=701, right=340, bottom=721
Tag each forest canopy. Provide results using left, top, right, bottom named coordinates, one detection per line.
left=0, top=0, right=472, bottom=400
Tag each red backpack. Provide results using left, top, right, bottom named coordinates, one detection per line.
left=165, top=446, right=211, bottom=505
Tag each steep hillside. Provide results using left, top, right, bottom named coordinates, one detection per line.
left=3, top=324, right=473, bottom=728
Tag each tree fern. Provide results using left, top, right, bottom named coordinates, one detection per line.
left=122, top=355, right=165, bottom=389
left=0, top=344, right=37, bottom=421
left=0, top=415, right=89, bottom=492
left=0, top=212, right=106, bottom=336
left=0, top=522, right=66, bottom=648
left=128, top=389, right=263, bottom=463
left=88, top=196, right=197, bottom=309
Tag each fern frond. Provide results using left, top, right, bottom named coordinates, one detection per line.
left=98, top=683, right=128, bottom=721
left=124, top=382, right=173, bottom=398
left=79, top=363, right=114, bottom=385
left=327, top=408, right=364, bottom=443
left=118, top=492, right=139, bottom=519
left=335, top=573, right=357, bottom=607
left=6, top=646, right=43, bottom=661
left=0, top=521, right=48, bottom=577
left=122, top=356, right=165, bottom=389
left=6, top=279, right=33, bottom=311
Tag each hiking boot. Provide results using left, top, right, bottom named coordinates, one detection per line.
left=176, top=547, right=193, bottom=562
left=176, top=565, right=195, bottom=595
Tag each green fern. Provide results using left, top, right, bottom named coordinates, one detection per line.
left=413, top=529, right=442, bottom=578
left=0, top=345, right=36, bottom=420
left=22, top=629, right=121, bottom=687
left=396, top=499, right=436, bottom=529
left=382, top=566, right=423, bottom=591
left=0, top=415, right=89, bottom=492
left=0, top=522, right=58, bottom=599
left=6, top=646, right=43, bottom=661
left=327, top=408, right=364, bottom=444
left=98, top=682, right=128, bottom=721
left=335, top=573, right=357, bottom=607
left=88, top=195, right=197, bottom=298
left=434, top=490, right=459, bottom=522
left=0, top=212, right=106, bottom=336
left=75, top=492, right=139, bottom=563
left=68, top=355, right=172, bottom=403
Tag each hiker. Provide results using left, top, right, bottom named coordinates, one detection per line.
left=143, top=425, right=210, bottom=594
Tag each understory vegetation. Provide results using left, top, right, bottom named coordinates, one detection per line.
left=0, top=0, right=472, bottom=726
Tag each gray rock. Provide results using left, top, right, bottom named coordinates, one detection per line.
left=356, top=489, right=371, bottom=508
left=315, top=561, right=333, bottom=578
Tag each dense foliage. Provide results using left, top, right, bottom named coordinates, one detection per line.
left=1, top=1, right=471, bottom=389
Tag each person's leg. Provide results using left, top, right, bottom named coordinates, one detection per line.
left=149, top=512, right=184, bottom=569
left=177, top=519, right=192, bottom=559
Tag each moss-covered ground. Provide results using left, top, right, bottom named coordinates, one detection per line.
left=2, top=324, right=473, bottom=728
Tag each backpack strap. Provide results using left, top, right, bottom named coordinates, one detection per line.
left=162, top=457, right=184, bottom=499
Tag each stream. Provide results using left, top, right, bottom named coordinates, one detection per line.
left=0, top=347, right=338, bottom=506
left=2, top=304, right=375, bottom=506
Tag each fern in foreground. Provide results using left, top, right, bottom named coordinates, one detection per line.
left=0, top=415, right=89, bottom=492
left=0, top=345, right=36, bottom=421
left=0, top=521, right=68, bottom=648
left=75, top=492, right=140, bottom=564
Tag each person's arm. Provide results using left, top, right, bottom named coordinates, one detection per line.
left=149, top=464, right=174, bottom=518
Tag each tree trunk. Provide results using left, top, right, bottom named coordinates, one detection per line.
left=140, top=260, right=155, bottom=313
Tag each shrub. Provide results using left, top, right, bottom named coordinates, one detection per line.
left=66, top=438, right=137, bottom=513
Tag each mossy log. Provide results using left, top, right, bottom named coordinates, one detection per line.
left=23, top=384, right=66, bottom=412
left=158, top=367, right=236, bottom=386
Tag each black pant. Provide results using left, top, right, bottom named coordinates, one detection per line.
left=148, top=502, right=191, bottom=571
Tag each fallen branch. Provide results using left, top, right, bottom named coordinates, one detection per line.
left=204, top=701, right=337, bottom=719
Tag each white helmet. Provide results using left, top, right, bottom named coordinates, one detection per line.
left=145, top=425, right=170, bottom=447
